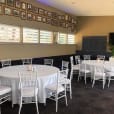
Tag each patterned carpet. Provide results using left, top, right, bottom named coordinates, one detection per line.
left=2, top=77, right=114, bottom=114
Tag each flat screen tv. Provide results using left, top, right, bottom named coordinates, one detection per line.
left=82, top=36, right=107, bottom=51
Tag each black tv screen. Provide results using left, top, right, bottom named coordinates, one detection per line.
left=82, top=36, right=107, bottom=51
left=109, top=33, right=114, bottom=45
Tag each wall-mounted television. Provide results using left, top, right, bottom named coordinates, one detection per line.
left=82, top=36, right=107, bottom=52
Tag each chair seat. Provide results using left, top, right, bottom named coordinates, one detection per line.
left=80, top=69, right=91, bottom=73
left=73, top=64, right=80, bottom=70
left=46, top=84, right=65, bottom=94
left=0, top=86, right=11, bottom=96
left=21, top=87, right=38, bottom=97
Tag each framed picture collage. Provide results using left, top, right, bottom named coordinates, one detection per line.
left=0, top=0, right=77, bottom=31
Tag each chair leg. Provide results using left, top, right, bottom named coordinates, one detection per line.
left=0, top=106, right=1, bottom=114
left=35, top=96, right=39, bottom=114
left=85, top=74, right=87, bottom=85
left=92, top=80, right=95, bottom=88
left=108, top=76, right=111, bottom=88
left=69, top=84, right=72, bottom=99
left=18, top=97, right=22, bottom=114
left=55, top=94, right=58, bottom=112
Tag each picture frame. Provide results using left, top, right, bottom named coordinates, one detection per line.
left=42, top=17, right=46, bottom=23
left=0, top=0, right=6, bottom=4
left=38, top=8, right=44, bottom=15
left=13, top=9, right=20, bottom=17
left=27, top=3, right=32, bottom=11
left=4, top=7, right=12, bottom=15
left=7, top=0, right=14, bottom=7
left=52, top=12, right=58, bottom=19
left=32, top=6, right=38, bottom=13
left=15, top=0, right=21, bottom=8
left=36, top=15, right=42, bottom=22
left=27, top=13, right=32, bottom=20
left=44, top=10, right=48, bottom=16
left=0, top=5, right=2, bottom=14
left=32, top=15, right=36, bottom=21
left=51, top=19, right=58, bottom=26
left=20, top=11, right=26, bottom=20
left=47, top=11, right=52, bottom=17
left=46, top=18, right=51, bottom=24
left=21, top=2, right=26, bottom=10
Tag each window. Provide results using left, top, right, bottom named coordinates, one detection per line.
left=0, top=24, right=20, bottom=43
left=23, top=27, right=39, bottom=43
left=40, top=30, right=53, bottom=43
left=57, top=33, right=67, bottom=44
left=68, top=34, right=75, bottom=44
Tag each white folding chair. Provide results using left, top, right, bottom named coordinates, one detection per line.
left=60, top=68, right=73, bottom=99
left=70, top=56, right=80, bottom=79
left=22, top=58, right=32, bottom=65
left=44, top=59, right=53, bottom=66
left=18, top=70, right=39, bottom=114
left=97, top=55, right=105, bottom=61
left=106, top=62, right=114, bottom=88
left=1, top=59, right=11, bottom=67
left=75, top=55, right=80, bottom=65
left=0, top=86, right=12, bottom=114
left=46, top=70, right=68, bottom=112
left=61, top=60, right=69, bottom=70
left=92, top=63, right=106, bottom=89
left=78, top=62, right=91, bottom=84
left=83, top=55, right=91, bottom=61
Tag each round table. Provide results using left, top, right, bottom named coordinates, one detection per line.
left=0, top=64, right=59, bottom=105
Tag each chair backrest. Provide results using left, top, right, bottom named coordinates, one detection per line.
left=57, top=70, right=67, bottom=92
left=61, top=60, right=69, bottom=70
left=97, top=55, right=105, bottom=61
left=44, top=59, right=53, bottom=66
left=70, top=56, right=74, bottom=66
left=1, top=59, right=11, bottom=67
left=18, top=71, right=38, bottom=95
left=83, top=55, right=91, bottom=60
left=22, top=58, right=32, bottom=65
left=75, top=55, right=80, bottom=64
left=93, top=63, right=105, bottom=79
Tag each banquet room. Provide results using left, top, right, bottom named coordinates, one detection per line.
left=0, top=0, right=114, bottom=114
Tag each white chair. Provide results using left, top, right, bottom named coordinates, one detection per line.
left=106, top=62, right=114, bottom=88
left=78, top=62, right=91, bottom=84
left=18, top=70, right=39, bottom=114
left=70, top=56, right=80, bottom=78
left=97, top=55, right=105, bottom=61
left=46, top=70, right=68, bottom=112
left=92, top=63, right=106, bottom=89
left=60, top=68, right=73, bottom=99
left=44, top=59, right=53, bottom=66
left=75, top=55, right=80, bottom=65
left=61, top=60, right=69, bottom=70
left=1, top=59, right=11, bottom=67
left=0, top=86, right=12, bottom=114
left=22, top=58, right=32, bottom=65
left=83, top=55, right=91, bottom=60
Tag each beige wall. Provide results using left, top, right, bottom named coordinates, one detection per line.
left=0, top=0, right=77, bottom=60
left=76, top=16, right=114, bottom=50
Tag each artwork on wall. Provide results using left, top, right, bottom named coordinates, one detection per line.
left=7, top=0, right=14, bottom=7
left=4, top=7, right=12, bottom=15
left=0, top=0, right=6, bottom=4
left=0, top=0, right=77, bottom=32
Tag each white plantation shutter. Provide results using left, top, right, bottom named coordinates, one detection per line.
left=68, top=34, right=75, bottom=44
left=23, top=28, right=39, bottom=43
left=57, top=33, right=67, bottom=44
left=40, top=30, right=53, bottom=43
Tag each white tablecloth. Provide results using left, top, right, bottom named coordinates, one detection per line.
left=0, top=65, right=59, bottom=105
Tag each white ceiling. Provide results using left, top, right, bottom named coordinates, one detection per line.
left=37, top=0, right=114, bottom=16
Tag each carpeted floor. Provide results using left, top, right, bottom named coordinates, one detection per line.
left=2, top=76, right=114, bottom=114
